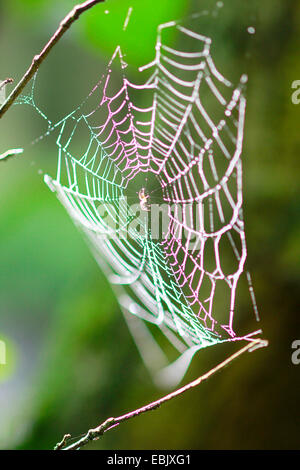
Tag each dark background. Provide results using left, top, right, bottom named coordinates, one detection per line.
left=0, top=0, right=299, bottom=449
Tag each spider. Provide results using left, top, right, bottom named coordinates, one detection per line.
left=138, top=187, right=150, bottom=211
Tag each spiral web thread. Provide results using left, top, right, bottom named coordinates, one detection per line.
left=19, top=19, right=262, bottom=385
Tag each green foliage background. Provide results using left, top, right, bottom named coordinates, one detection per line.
left=0, top=0, right=299, bottom=449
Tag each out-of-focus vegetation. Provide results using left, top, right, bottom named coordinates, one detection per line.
left=0, top=0, right=299, bottom=449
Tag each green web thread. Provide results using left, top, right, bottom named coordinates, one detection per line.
left=16, top=18, right=262, bottom=386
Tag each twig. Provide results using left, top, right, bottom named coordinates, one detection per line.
left=54, top=434, right=72, bottom=450
left=0, top=78, right=14, bottom=91
left=0, top=0, right=105, bottom=119
left=0, top=148, right=23, bottom=162
left=56, top=338, right=268, bottom=450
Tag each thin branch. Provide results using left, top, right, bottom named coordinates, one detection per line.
left=56, top=338, right=268, bottom=450
left=0, top=78, right=14, bottom=91
left=0, top=148, right=24, bottom=162
left=54, top=434, right=72, bottom=451
left=0, top=0, right=105, bottom=119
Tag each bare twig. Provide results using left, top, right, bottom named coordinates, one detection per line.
left=54, top=434, right=72, bottom=450
left=0, top=0, right=105, bottom=119
left=0, top=78, right=14, bottom=91
left=0, top=148, right=23, bottom=162
left=56, top=338, right=268, bottom=450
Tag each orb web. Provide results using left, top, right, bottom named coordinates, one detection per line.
left=17, top=18, right=262, bottom=386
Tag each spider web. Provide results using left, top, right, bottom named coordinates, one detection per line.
left=17, top=17, right=262, bottom=386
